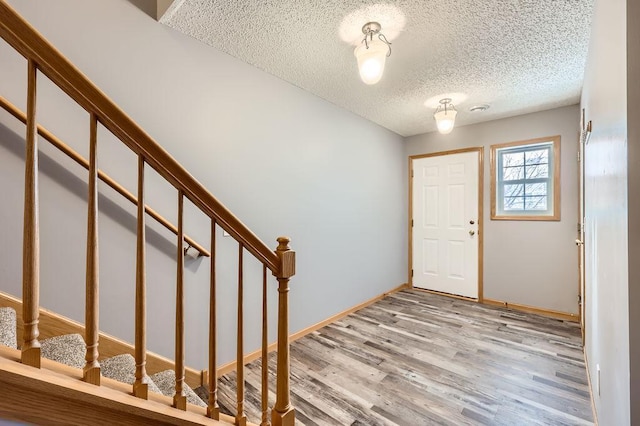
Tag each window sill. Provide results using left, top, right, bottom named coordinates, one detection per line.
left=491, top=213, right=560, bottom=221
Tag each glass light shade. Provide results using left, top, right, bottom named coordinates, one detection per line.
left=434, top=108, right=458, bottom=134
left=354, top=37, right=388, bottom=85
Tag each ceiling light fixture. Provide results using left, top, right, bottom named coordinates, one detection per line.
left=434, top=98, right=458, bottom=134
left=354, top=22, right=392, bottom=85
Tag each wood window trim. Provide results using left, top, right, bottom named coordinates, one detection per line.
left=490, top=135, right=561, bottom=221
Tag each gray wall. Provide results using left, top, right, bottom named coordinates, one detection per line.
left=580, top=0, right=634, bottom=423
left=0, top=0, right=407, bottom=369
left=405, top=105, right=580, bottom=314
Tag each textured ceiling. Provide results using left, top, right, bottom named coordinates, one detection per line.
left=160, top=0, right=594, bottom=137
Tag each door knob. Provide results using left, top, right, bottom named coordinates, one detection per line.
left=575, top=239, right=584, bottom=246
left=469, top=230, right=475, bottom=236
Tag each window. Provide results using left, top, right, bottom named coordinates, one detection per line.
left=490, top=136, right=560, bottom=220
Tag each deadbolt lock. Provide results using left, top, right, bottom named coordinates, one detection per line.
left=469, top=220, right=475, bottom=225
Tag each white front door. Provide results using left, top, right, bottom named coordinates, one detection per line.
left=412, top=150, right=480, bottom=298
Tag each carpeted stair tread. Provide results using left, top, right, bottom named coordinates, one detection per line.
left=150, top=369, right=207, bottom=407
left=40, top=333, right=86, bottom=369
left=100, top=354, right=161, bottom=394
left=0, top=307, right=17, bottom=349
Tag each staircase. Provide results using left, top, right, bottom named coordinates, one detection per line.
left=0, top=1, right=296, bottom=425
left=0, top=307, right=205, bottom=407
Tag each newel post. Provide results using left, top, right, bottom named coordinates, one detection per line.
left=272, top=237, right=295, bottom=426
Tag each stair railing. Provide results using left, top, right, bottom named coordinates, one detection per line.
left=0, top=95, right=211, bottom=258
left=0, top=1, right=295, bottom=425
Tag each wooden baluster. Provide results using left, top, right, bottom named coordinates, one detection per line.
left=174, top=191, right=187, bottom=410
left=236, top=244, right=247, bottom=426
left=21, top=59, right=41, bottom=368
left=83, top=112, right=101, bottom=385
left=207, top=220, right=220, bottom=419
left=133, top=155, right=148, bottom=398
left=261, top=264, right=270, bottom=426
left=271, top=237, right=296, bottom=426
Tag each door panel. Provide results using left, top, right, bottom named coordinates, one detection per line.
left=448, top=184, right=465, bottom=227
left=412, top=151, right=479, bottom=298
left=423, top=239, right=439, bottom=275
left=448, top=241, right=465, bottom=278
left=424, top=186, right=439, bottom=226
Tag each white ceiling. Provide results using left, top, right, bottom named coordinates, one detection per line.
left=159, top=0, right=594, bottom=137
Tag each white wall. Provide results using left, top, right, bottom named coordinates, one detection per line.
left=0, top=0, right=406, bottom=369
left=580, top=0, right=632, bottom=423
left=405, top=106, right=580, bottom=314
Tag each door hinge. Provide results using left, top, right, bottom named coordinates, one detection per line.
left=411, top=269, right=414, bottom=277
left=578, top=294, right=582, bottom=304
left=411, top=219, right=414, bottom=227
left=577, top=150, right=581, bottom=162
left=577, top=222, right=582, bottom=233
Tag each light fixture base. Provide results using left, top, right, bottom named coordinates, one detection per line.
left=362, top=22, right=381, bottom=36
left=469, top=104, right=490, bottom=112
left=439, top=98, right=452, bottom=105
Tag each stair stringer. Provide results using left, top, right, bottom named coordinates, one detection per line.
left=0, top=290, right=204, bottom=388
left=0, top=345, right=246, bottom=426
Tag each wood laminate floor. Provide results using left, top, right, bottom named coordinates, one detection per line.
left=204, top=289, right=594, bottom=425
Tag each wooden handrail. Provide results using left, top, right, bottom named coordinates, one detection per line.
left=0, top=95, right=210, bottom=258
left=0, top=1, right=279, bottom=273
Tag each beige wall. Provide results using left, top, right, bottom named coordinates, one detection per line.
left=405, top=105, right=580, bottom=314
